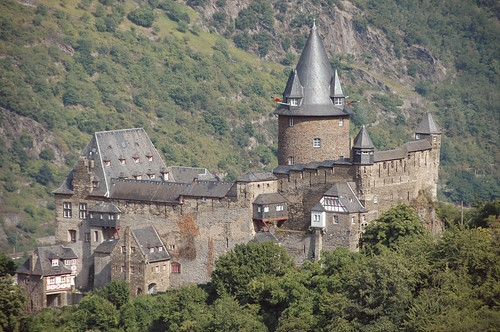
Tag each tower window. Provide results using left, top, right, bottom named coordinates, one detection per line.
left=69, top=230, right=76, bottom=242
left=339, top=117, right=343, bottom=126
left=63, top=202, right=72, bottom=218
left=289, top=117, right=294, bottom=127
left=313, top=138, right=321, bottom=148
left=334, top=97, right=343, bottom=105
left=289, top=98, right=298, bottom=106
left=79, top=203, right=87, bottom=219
left=288, top=156, right=294, bottom=166
left=416, top=134, right=421, bottom=140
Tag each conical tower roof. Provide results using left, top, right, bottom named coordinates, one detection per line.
left=353, top=126, right=374, bottom=149
left=415, top=112, right=441, bottom=134
left=330, top=70, right=344, bottom=98
left=275, top=23, right=353, bottom=117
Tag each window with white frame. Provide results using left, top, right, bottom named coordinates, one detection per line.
left=63, top=202, right=72, bottom=218
left=313, top=138, right=321, bottom=148
left=147, top=155, right=153, bottom=162
left=288, top=156, right=294, bottom=166
left=263, top=206, right=269, bottom=213
left=334, top=97, right=343, bottom=105
left=257, top=206, right=261, bottom=213
left=289, top=98, right=298, bottom=106
left=289, top=117, right=294, bottom=127
left=51, top=259, right=59, bottom=267
left=339, top=117, right=343, bottom=126
left=79, top=203, right=87, bottom=219
left=276, top=205, right=284, bottom=211
left=119, top=158, right=126, bottom=165
left=374, top=196, right=378, bottom=204
left=133, top=157, right=140, bottom=163
left=313, top=214, right=321, bottom=222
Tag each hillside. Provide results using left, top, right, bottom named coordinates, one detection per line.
left=0, top=0, right=499, bottom=253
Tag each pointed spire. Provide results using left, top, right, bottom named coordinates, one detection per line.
left=294, top=23, right=335, bottom=107
left=330, top=69, right=344, bottom=98
left=415, top=112, right=441, bottom=134
left=353, top=126, right=374, bottom=149
left=283, top=70, right=304, bottom=98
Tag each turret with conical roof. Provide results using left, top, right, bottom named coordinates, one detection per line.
left=275, top=23, right=353, bottom=165
left=415, top=112, right=441, bottom=149
left=353, top=126, right=375, bottom=165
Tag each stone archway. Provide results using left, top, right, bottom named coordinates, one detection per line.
left=148, top=283, right=156, bottom=294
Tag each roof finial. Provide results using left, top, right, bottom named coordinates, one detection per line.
left=313, top=17, right=316, bottom=28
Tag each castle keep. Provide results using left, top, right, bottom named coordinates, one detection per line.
left=18, top=25, right=441, bottom=309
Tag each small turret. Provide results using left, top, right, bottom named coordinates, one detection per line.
left=353, top=126, right=375, bottom=165
left=330, top=70, right=345, bottom=106
left=415, top=112, right=441, bottom=148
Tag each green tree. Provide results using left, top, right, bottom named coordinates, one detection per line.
left=211, top=241, right=294, bottom=303
left=361, top=204, right=427, bottom=254
left=128, top=8, right=155, bottom=27
left=69, top=294, right=119, bottom=331
left=97, top=280, right=130, bottom=309
left=0, top=253, right=17, bottom=277
left=0, top=279, right=26, bottom=332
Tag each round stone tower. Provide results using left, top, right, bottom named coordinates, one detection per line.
left=275, top=23, right=353, bottom=165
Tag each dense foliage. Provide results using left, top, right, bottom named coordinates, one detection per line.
left=14, top=203, right=500, bottom=331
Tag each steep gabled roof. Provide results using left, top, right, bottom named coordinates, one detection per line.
left=251, top=231, right=279, bottom=244
left=353, top=126, right=375, bottom=149
left=16, top=245, right=77, bottom=277
left=330, top=70, right=345, bottom=98
left=131, top=226, right=170, bottom=263
left=94, top=239, right=119, bottom=254
left=320, top=182, right=367, bottom=213
left=415, top=112, right=441, bottom=134
left=283, top=70, right=304, bottom=98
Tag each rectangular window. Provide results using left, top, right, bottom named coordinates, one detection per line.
left=122, top=246, right=126, bottom=253
left=276, top=205, right=283, bottom=211
left=121, top=266, right=125, bottom=273
left=131, top=247, right=136, bottom=254
left=289, top=117, right=294, bottom=127
left=333, top=215, right=339, bottom=224
left=63, top=202, right=72, bottom=218
left=313, top=214, right=321, bottom=222
left=64, top=260, right=71, bottom=265
left=119, top=158, right=126, bottom=165
left=158, top=246, right=163, bottom=252
left=168, top=245, right=175, bottom=251
left=105, top=160, right=111, bottom=167
left=263, top=206, right=269, bottom=213
left=69, top=230, right=76, bottom=242
left=313, top=138, right=321, bottom=148
left=147, top=155, right=153, bottom=162
left=288, top=156, right=294, bottom=166
left=289, top=98, right=298, bottom=106
left=85, top=233, right=90, bottom=242
left=51, top=259, right=59, bottom=267
left=133, top=157, right=140, bottom=163
left=334, top=97, right=343, bottom=105
left=155, top=265, right=159, bottom=272
left=374, top=196, right=378, bottom=204
left=79, top=203, right=87, bottom=219
left=339, top=117, right=343, bottom=127
left=94, top=231, right=99, bottom=242
left=150, top=247, right=155, bottom=253
left=72, top=259, right=76, bottom=265
left=171, top=263, right=181, bottom=273
left=257, top=206, right=261, bottom=213
left=130, top=266, right=135, bottom=274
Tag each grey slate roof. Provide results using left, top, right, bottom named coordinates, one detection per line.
left=94, top=239, right=119, bottom=254
left=415, top=112, right=441, bottom=134
left=89, top=202, right=121, bottom=213
left=353, top=126, right=375, bottom=149
left=180, top=180, right=235, bottom=199
left=237, top=171, right=277, bottom=182
left=54, top=128, right=167, bottom=197
left=253, top=193, right=287, bottom=205
left=165, top=166, right=217, bottom=183
left=250, top=231, right=279, bottom=243
left=314, top=182, right=367, bottom=213
left=273, top=160, right=342, bottom=175
left=17, top=245, right=77, bottom=277
left=374, top=140, right=432, bottom=162
left=131, top=226, right=170, bottom=263
left=331, top=70, right=345, bottom=98
left=274, top=24, right=353, bottom=117
left=109, top=179, right=188, bottom=203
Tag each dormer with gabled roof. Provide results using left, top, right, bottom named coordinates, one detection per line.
left=353, top=126, right=375, bottom=165
left=275, top=23, right=353, bottom=165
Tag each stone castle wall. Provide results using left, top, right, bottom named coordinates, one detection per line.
left=278, top=116, right=350, bottom=165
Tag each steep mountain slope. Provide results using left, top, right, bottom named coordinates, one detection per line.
left=0, top=0, right=498, bottom=253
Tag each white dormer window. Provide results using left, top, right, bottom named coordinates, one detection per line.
left=51, top=259, right=59, bottom=267
left=105, top=160, right=111, bottom=167
left=263, top=206, right=269, bottom=213
left=148, top=173, right=156, bottom=179
left=150, top=247, right=155, bottom=253
left=289, top=98, right=298, bottom=106
left=119, top=158, right=126, bottom=165
left=133, top=157, right=140, bottom=163
left=334, top=97, right=343, bottom=105
left=147, top=155, right=153, bottom=162
left=134, top=175, right=142, bottom=180
left=276, top=205, right=284, bottom=211
left=158, top=247, right=163, bottom=251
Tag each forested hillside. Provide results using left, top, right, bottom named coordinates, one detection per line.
left=0, top=0, right=499, bottom=253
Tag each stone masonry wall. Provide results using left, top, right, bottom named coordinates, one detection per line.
left=278, top=116, right=350, bottom=165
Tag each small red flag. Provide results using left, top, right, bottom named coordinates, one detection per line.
left=273, top=97, right=282, bottom=103
left=346, top=100, right=360, bottom=105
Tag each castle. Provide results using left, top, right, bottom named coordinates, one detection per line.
left=17, top=24, right=441, bottom=310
